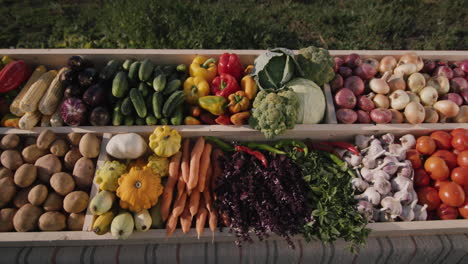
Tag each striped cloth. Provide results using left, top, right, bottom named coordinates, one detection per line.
left=1, top=234, right=468, bottom=264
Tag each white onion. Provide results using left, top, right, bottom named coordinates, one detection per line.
left=379, top=56, right=397, bottom=74
left=423, top=106, right=439, bottom=123
left=373, top=94, right=390, bottom=109
left=453, top=105, right=468, bottom=123
left=389, top=90, right=410, bottom=110
left=388, top=74, right=406, bottom=92
left=398, top=53, right=424, bottom=71
left=407, top=72, right=426, bottom=93
left=433, top=100, right=460, bottom=122
left=427, top=76, right=450, bottom=96
left=406, top=91, right=421, bottom=103
left=419, top=86, right=438, bottom=106
left=404, top=102, right=425, bottom=124
left=394, top=63, right=418, bottom=76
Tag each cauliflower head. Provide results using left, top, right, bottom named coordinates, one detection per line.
left=95, top=160, right=127, bottom=192
left=147, top=154, right=169, bottom=177
left=297, top=46, right=335, bottom=86
left=249, top=89, right=299, bottom=139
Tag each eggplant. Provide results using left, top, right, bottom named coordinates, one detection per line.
left=78, top=67, right=98, bottom=88
left=64, top=84, right=84, bottom=98
left=89, top=107, right=110, bottom=126
left=61, top=98, right=87, bottom=126
left=60, top=69, right=78, bottom=86
left=83, top=83, right=107, bottom=107
left=67, top=56, right=88, bottom=71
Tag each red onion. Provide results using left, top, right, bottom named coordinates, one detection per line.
left=453, top=68, right=466, bottom=78
left=357, top=95, right=375, bottom=111
left=422, top=59, right=436, bottom=74
left=329, top=74, right=344, bottom=93
left=344, top=76, right=365, bottom=95
left=354, top=63, right=377, bottom=80
left=457, top=60, right=468, bottom=73
left=357, top=110, right=371, bottom=123
left=345, top=53, right=362, bottom=69
left=334, top=88, right=356, bottom=109
left=442, top=93, right=463, bottom=106
left=461, top=89, right=468, bottom=105
left=370, top=108, right=392, bottom=124
left=336, top=108, right=358, bottom=124
left=338, top=66, right=352, bottom=78
left=433, top=65, right=454, bottom=79
left=61, top=98, right=88, bottom=126
left=334, top=57, right=344, bottom=72
left=450, top=77, right=468, bottom=93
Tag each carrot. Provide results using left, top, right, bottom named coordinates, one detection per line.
left=203, top=189, right=213, bottom=213
left=196, top=207, right=208, bottom=239
left=181, top=139, right=191, bottom=183
left=205, top=164, right=213, bottom=191
left=210, top=148, right=224, bottom=191
left=197, top=143, right=212, bottom=192
left=180, top=204, right=192, bottom=234
left=166, top=213, right=178, bottom=238
left=177, top=168, right=185, bottom=199
left=172, top=191, right=187, bottom=217
left=189, top=190, right=201, bottom=217
left=221, top=212, right=231, bottom=227
left=187, top=137, right=205, bottom=190
left=161, top=152, right=182, bottom=221
left=209, top=210, right=218, bottom=233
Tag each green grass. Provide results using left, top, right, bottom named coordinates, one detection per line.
left=1, top=0, right=467, bottom=50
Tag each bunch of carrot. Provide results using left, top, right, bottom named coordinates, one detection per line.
left=161, top=137, right=223, bottom=239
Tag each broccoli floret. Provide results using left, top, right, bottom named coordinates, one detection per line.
left=297, top=46, right=335, bottom=86
left=249, top=89, right=299, bottom=139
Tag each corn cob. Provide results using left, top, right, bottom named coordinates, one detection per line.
left=19, top=70, right=57, bottom=113
left=19, top=111, right=41, bottom=130
left=10, top=65, right=47, bottom=116
left=38, top=67, right=68, bottom=115
left=40, top=115, right=51, bottom=127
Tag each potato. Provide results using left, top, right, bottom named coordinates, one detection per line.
left=22, top=144, right=48, bottom=163
left=50, top=139, right=69, bottom=157
left=0, top=177, right=16, bottom=208
left=28, top=184, right=48, bottom=206
left=35, top=154, right=62, bottom=183
left=38, top=211, right=66, bottom=231
left=14, top=186, right=33, bottom=208
left=64, top=148, right=82, bottom=170
left=67, top=133, right=82, bottom=146
left=0, top=134, right=20, bottom=150
left=50, top=172, right=75, bottom=196
left=67, top=213, right=84, bottom=231
left=23, top=136, right=37, bottom=147
left=72, top=157, right=95, bottom=189
left=0, top=208, right=18, bottom=232
left=79, top=133, right=100, bottom=158
left=37, top=129, right=57, bottom=150
left=1, top=150, right=23, bottom=170
left=14, top=163, right=37, bottom=188
left=63, top=191, right=89, bottom=213
left=0, top=166, right=12, bottom=179
left=43, top=192, right=63, bottom=211
left=13, top=203, right=42, bottom=232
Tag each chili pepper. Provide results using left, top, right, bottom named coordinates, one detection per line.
left=198, top=96, right=226, bottom=115
left=199, top=112, right=217, bottom=125
left=244, top=142, right=286, bottom=155
left=0, top=60, right=30, bottom=94
left=184, top=116, right=201, bottom=125
left=205, top=136, right=234, bottom=152
left=211, top=73, right=240, bottom=99
left=319, top=141, right=360, bottom=156
left=218, top=53, right=244, bottom=81
left=307, top=142, right=340, bottom=157
left=215, top=114, right=231, bottom=125
left=189, top=56, right=217, bottom=82
left=183, top=76, right=210, bottom=104
left=235, top=145, right=268, bottom=168
left=227, top=90, right=250, bottom=114
left=327, top=152, right=345, bottom=167
left=244, top=65, right=254, bottom=75
left=274, top=139, right=308, bottom=155
left=230, top=111, right=250, bottom=126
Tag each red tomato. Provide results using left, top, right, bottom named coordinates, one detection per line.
left=459, top=203, right=468, bottom=219
left=451, top=128, right=467, bottom=137
left=414, top=169, right=430, bottom=187
left=417, top=186, right=441, bottom=211
left=416, top=136, right=437, bottom=155
left=437, top=204, right=459, bottom=220
left=454, top=149, right=460, bottom=156
left=424, top=156, right=450, bottom=181
left=451, top=134, right=468, bottom=151
left=406, top=149, right=422, bottom=169
left=439, top=181, right=466, bottom=207
left=430, top=131, right=453, bottom=150
left=451, top=167, right=468, bottom=186
left=434, top=180, right=450, bottom=190
left=458, top=150, right=468, bottom=168
left=431, top=150, right=458, bottom=170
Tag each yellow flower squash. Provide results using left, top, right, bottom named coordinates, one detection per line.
left=147, top=154, right=169, bottom=177
left=116, top=166, right=163, bottom=212
left=148, top=125, right=181, bottom=158
left=95, top=161, right=127, bottom=192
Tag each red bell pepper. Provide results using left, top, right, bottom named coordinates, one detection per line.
left=215, top=114, right=231, bottom=125
left=0, top=60, right=30, bottom=94
left=211, top=73, right=239, bottom=99
left=218, top=53, right=244, bottom=81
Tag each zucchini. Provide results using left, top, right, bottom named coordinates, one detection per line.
left=120, top=97, right=135, bottom=116
left=152, top=92, right=163, bottom=119
left=160, top=118, right=169, bottom=125
left=129, top=88, right=147, bottom=118
left=139, top=59, right=154, bottom=82
left=162, top=91, right=185, bottom=117
left=135, top=117, right=145, bottom=126
left=152, top=74, right=166, bottom=92
left=100, top=60, right=121, bottom=80
left=122, top=59, right=134, bottom=72
left=124, top=115, right=135, bottom=126
left=170, top=106, right=184, bottom=126
left=163, top=79, right=181, bottom=95
left=138, top=82, right=150, bottom=97
left=128, top=61, right=141, bottom=82
left=112, top=71, right=129, bottom=98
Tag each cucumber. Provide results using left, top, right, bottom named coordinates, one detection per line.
left=139, top=59, right=154, bottom=82
left=122, top=59, right=134, bottom=71
left=153, top=66, right=163, bottom=78
left=135, top=117, right=146, bottom=126
left=138, top=82, right=150, bottom=97
left=146, top=91, right=154, bottom=113
left=160, top=118, right=169, bottom=125
left=152, top=74, right=166, bottom=92
left=162, top=65, right=176, bottom=76
left=112, top=71, right=129, bottom=98
left=162, top=91, right=185, bottom=117
left=100, top=60, right=121, bottom=80
left=145, top=114, right=158, bottom=125
left=170, top=106, right=184, bottom=126
left=163, top=79, right=181, bottom=95
left=124, top=116, right=135, bottom=126
left=129, top=88, right=147, bottom=118
left=152, top=92, right=163, bottom=119
left=112, top=108, right=124, bottom=126
left=120, top=96, right=135, bottom=116
left=128, top=61, right=141, bottom=82
left=176, top=64, right=187, bottom=73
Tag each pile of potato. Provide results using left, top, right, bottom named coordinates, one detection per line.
left=0, top=129, right=101, bottom=232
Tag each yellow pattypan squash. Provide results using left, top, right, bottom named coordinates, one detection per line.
left=95, top=161, right=127, bottom=192
left=148, top=125, right=181, bottom=158
left=147, top=154, right=169, bottom=177
left=116, top=166, right=163, bottom=212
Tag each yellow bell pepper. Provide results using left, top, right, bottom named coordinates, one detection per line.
left=198, top=96, right=226, bottom=116
left=244, top=65, right=254, bottom=75
left=184, top=116, right=202, bottom=125
left=241, top=75, right=258, bottom=100
left=183, top=76, right=210, bottom=105
left=227, top=91, right=250, bottom=114
left=189, top=56, right=217, bottom=82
